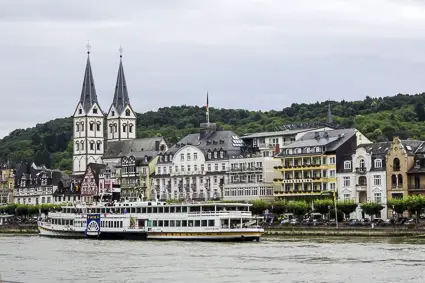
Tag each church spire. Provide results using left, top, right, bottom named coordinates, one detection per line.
left=79, top=42, right=99, bottom=113
left=112, top=46, right=130, bottom=115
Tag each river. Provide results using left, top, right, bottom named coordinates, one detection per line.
left=1, top=235, right=424, bottom=283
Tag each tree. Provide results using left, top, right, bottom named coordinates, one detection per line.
left=271, top=200, right=287, bottom=214
left=313, top=199, right=333, bottom=217
left=286, top=201, right=310, bottom=219
left=387, top=198, right=406, bottom=218
left=360, top=202, right=384, bottom=221
left=15, top=204, right=28, bottom=217
left=249, top=200, right=270, bottom=215
left=415, top=101, right=425, bottom=122
left=404, top=195, right=425, bottom=225
left=337, top=201, right=358, bottom=220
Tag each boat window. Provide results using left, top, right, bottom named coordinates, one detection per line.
left=164, top=220, right=169, bottom=227
left=136, top=207, right=141, bottom=213
left=70, top=220, right=74, bottom=226
left=195, top=220, right=200, bottom=227
left=176, top=220, right=181, bottom=227
left=164, top=207, right=169, bottom=213
left=208, top=220, right=214, bottom=226
left=158, top=207, right=163, bottom=213
left=147, top=207, right=152, bottom=213
left=188, top=220, right=193, bottom=227
left=182, top=220, right=187, bottom=227
left=120, top=221, right=123, bottom=228
left=142, top=207, right=147, bottom=213
left=182, top=207, right=188, bottom=213
left=176, top=207, right=181, bottom=213
left=130, top=207, right=135, bottom=213
left=153, top=220, right=157, bottom=227
left=170, top=220, right=175, bottom=227
left=158, top=220, right=163, bottom=227
left=153, top=207, right=157, bottom=213
left=170, top=207, right=175, bottom=213
left=201, top=220, right=207, bottom=227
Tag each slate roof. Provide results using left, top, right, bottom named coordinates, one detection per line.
left=79, top=54, right=99, bottom=113
left=103, top=137, right=164, bottom=159
left=359, top=142, right=392, bottom=155
left=14, top=162, right=70, bottom=188
left=277, top=128, right=356, bottom=154
left=111, top=56, right=130, bottom=115
left=166, top=129, right=243, bottom=157
left=241, top=128, right=316, bottom=139
left=400, top=140, right=424, bottom=155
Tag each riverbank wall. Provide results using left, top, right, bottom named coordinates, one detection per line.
left=264, top=227, right=425, bottom=237
left=0, top=224, right=38, bottom=234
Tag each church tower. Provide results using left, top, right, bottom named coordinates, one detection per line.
left=106, top=47, right=136, bottom=142
left=72, top=44, right=105, bottom=175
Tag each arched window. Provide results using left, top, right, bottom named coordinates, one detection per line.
left=358, top=176, right=367, bottom=186
left=123, top=125, right=127, bottom=132
left=391, top=174, right=397, bottom=187
left=359, top=159, right=365, bottom=170
left=96, top=141, right=101, bottom=151
left=90, top=141, right=95, bottom=151
left=89, top=122, right=94, bottom=131
left=109, top=124, right=113, bottom=133
left=81, top=123, right=84, bottom=131
left=76, top=141, right=80, bottom=151
left=129, top=124, right=133, bottom=133
left=114, top=124, right=118, bottom=132
left=393, top=158, right=400, bottom=171
left=81, top=142, right=84, bottom=151
left=398, top=174, right=403, bottom=185
left=125, top=109, right=131, bottom=116
left=76, top=123, right=80, bottom=132
left=96, top=122, right=101, bottom=131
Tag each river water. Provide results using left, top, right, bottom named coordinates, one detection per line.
left=1, top=235, right=425, bottom=283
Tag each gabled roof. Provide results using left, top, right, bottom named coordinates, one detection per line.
left=111, top=56, right=130, bottom=115
left=85, top=163, right=107, bottom=186
left=358, top=142, right=392, bottom=156
left=79, top=54, right=99, bottom=113
left=103, top=137, right=164, bottom=159
left=241, top=129, right=316, bottom=139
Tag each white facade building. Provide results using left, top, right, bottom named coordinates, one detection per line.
left=153, top=123, right=244, bottom=201
left=337, top=142, right=390, bottom=220
left=223, top=154, right=280, bottom=201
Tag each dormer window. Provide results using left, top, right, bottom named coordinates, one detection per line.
left=111, top=111, right=115, bottom=116
left=214, top=152, right=218, bottom=159
left=208, top=152, right=212, bottom=159
left=125, top=109, right=131, bottom=116
left=93, top=107, right=98, bottom=114
left=375, top=159, right=382, bottom=168
left=344, top=161, right=351, bottom=170
left=220, top=151, right=224, bottom=158
left=78, top=108, right=82, bottom=114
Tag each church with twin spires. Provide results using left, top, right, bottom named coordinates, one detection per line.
left=72, top=47, right=136, bottom=175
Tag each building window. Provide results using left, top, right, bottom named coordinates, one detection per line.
left=129, top=124, right=133, bottom=133
left=79, top=108, right=82, bottom=114
left=208, top=152, right=211, bottom=159
left=76, top=123, right=80, bottom=132
left=89, top=123, right=94, bottom=131
left=81, top=124, right=84, bottom=131
left=97, top=142, right=101, bottom=151
left=201, top=164, right=204, bottom=172
left=220, top=151, right=224, bottom=158
left=393, top=158, right=400, bottom=171
left=187, top=153, right=191, bottom=161
left=398, top=174, right=403, bottom=185
left=222, top=163, right=226, bottom=171
left=373, top=175, right=381, bottom=186
left=343, top=193, right=351, bottom=201
left=329, top=170, right=335, bottom=177
left=96, top=123, right=101, bottom=131
left=194, top=153, right=198, bottom=160
left=343, top=177, right=350, bottom=187
left=344, top=161, right=351, bottom=170
left=374, top=192, right=382, bottom=203
left=330, top=183, right=336, bottom=191
left=90, top=142, right=94, bottom=150
left=76, top=142, right=80, bottom=151
left=180, top=154, right=184, bottom=161
left=123, top=125, right=127, bottom=132
left=374, top=159, right=382, bottom=168
left=214, top=152, right=218, bottom=159
left=111, top=111, right=115, bottom=116
left=359, top=159, right=365, bottom=170
left=207, top=164, right=211, bottom=171
left=93, top=107, right=98, bottom=114
left=81, top=142, right=84, bottom=150
left=215, top=164, right=219, bottom=171
left=125, top=109, right=131, bottom=116
left=187, top=165, right=191, bottom=172
left=329, top=157, right=335, bottom=164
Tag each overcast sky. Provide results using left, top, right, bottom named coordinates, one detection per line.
left=1, top=0, right=425, bottom=138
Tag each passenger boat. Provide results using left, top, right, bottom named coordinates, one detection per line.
left=37, top=200, right=264, bottom=241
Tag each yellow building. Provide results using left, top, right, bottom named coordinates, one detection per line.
left=273, top=129, right=357, bottom=199
left=0, top=164, right=15, bottom=204
left=386, top=137, right=422, bottom=200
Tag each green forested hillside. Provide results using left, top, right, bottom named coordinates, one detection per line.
left=1, top=93, right=425, bottom=172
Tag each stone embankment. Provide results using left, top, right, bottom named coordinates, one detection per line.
left=264, top=226, right=425, bottom=237
left=0, top=224, right=38, bottom=234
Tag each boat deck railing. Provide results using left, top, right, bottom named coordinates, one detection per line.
left=188, top=211, right=252, bottom=217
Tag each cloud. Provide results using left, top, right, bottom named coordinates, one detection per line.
left=1, top=0, right=425, bottom=137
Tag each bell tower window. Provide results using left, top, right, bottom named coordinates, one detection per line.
left=93, top=107, right=98, bottom=114
left=125, top=109, right=131, bottom=116
left=123, top=125, right=127, bottom=132
left=96, top=122, right=101, bottom=131
left=111, top=111, right=115, bottom=116
left=89, top=123, right=94, bottom=131
left=78, top=108, right=82, bottom=114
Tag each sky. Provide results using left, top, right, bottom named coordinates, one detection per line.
left=2, top=0, right=425, bottom=138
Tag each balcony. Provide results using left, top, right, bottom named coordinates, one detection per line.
left=274, top=163, right=334, bottom=171
left=408, top=185, right=425, bottom=192
left=356, top=184, right=367, bottom=191
left=355, top=167, right=367, bottom=174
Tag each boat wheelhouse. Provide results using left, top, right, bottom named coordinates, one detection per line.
left=37, top=201, right=264, bottom=241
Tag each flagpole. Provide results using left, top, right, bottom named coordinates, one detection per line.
left=206, top=92, right=210, bottom=125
